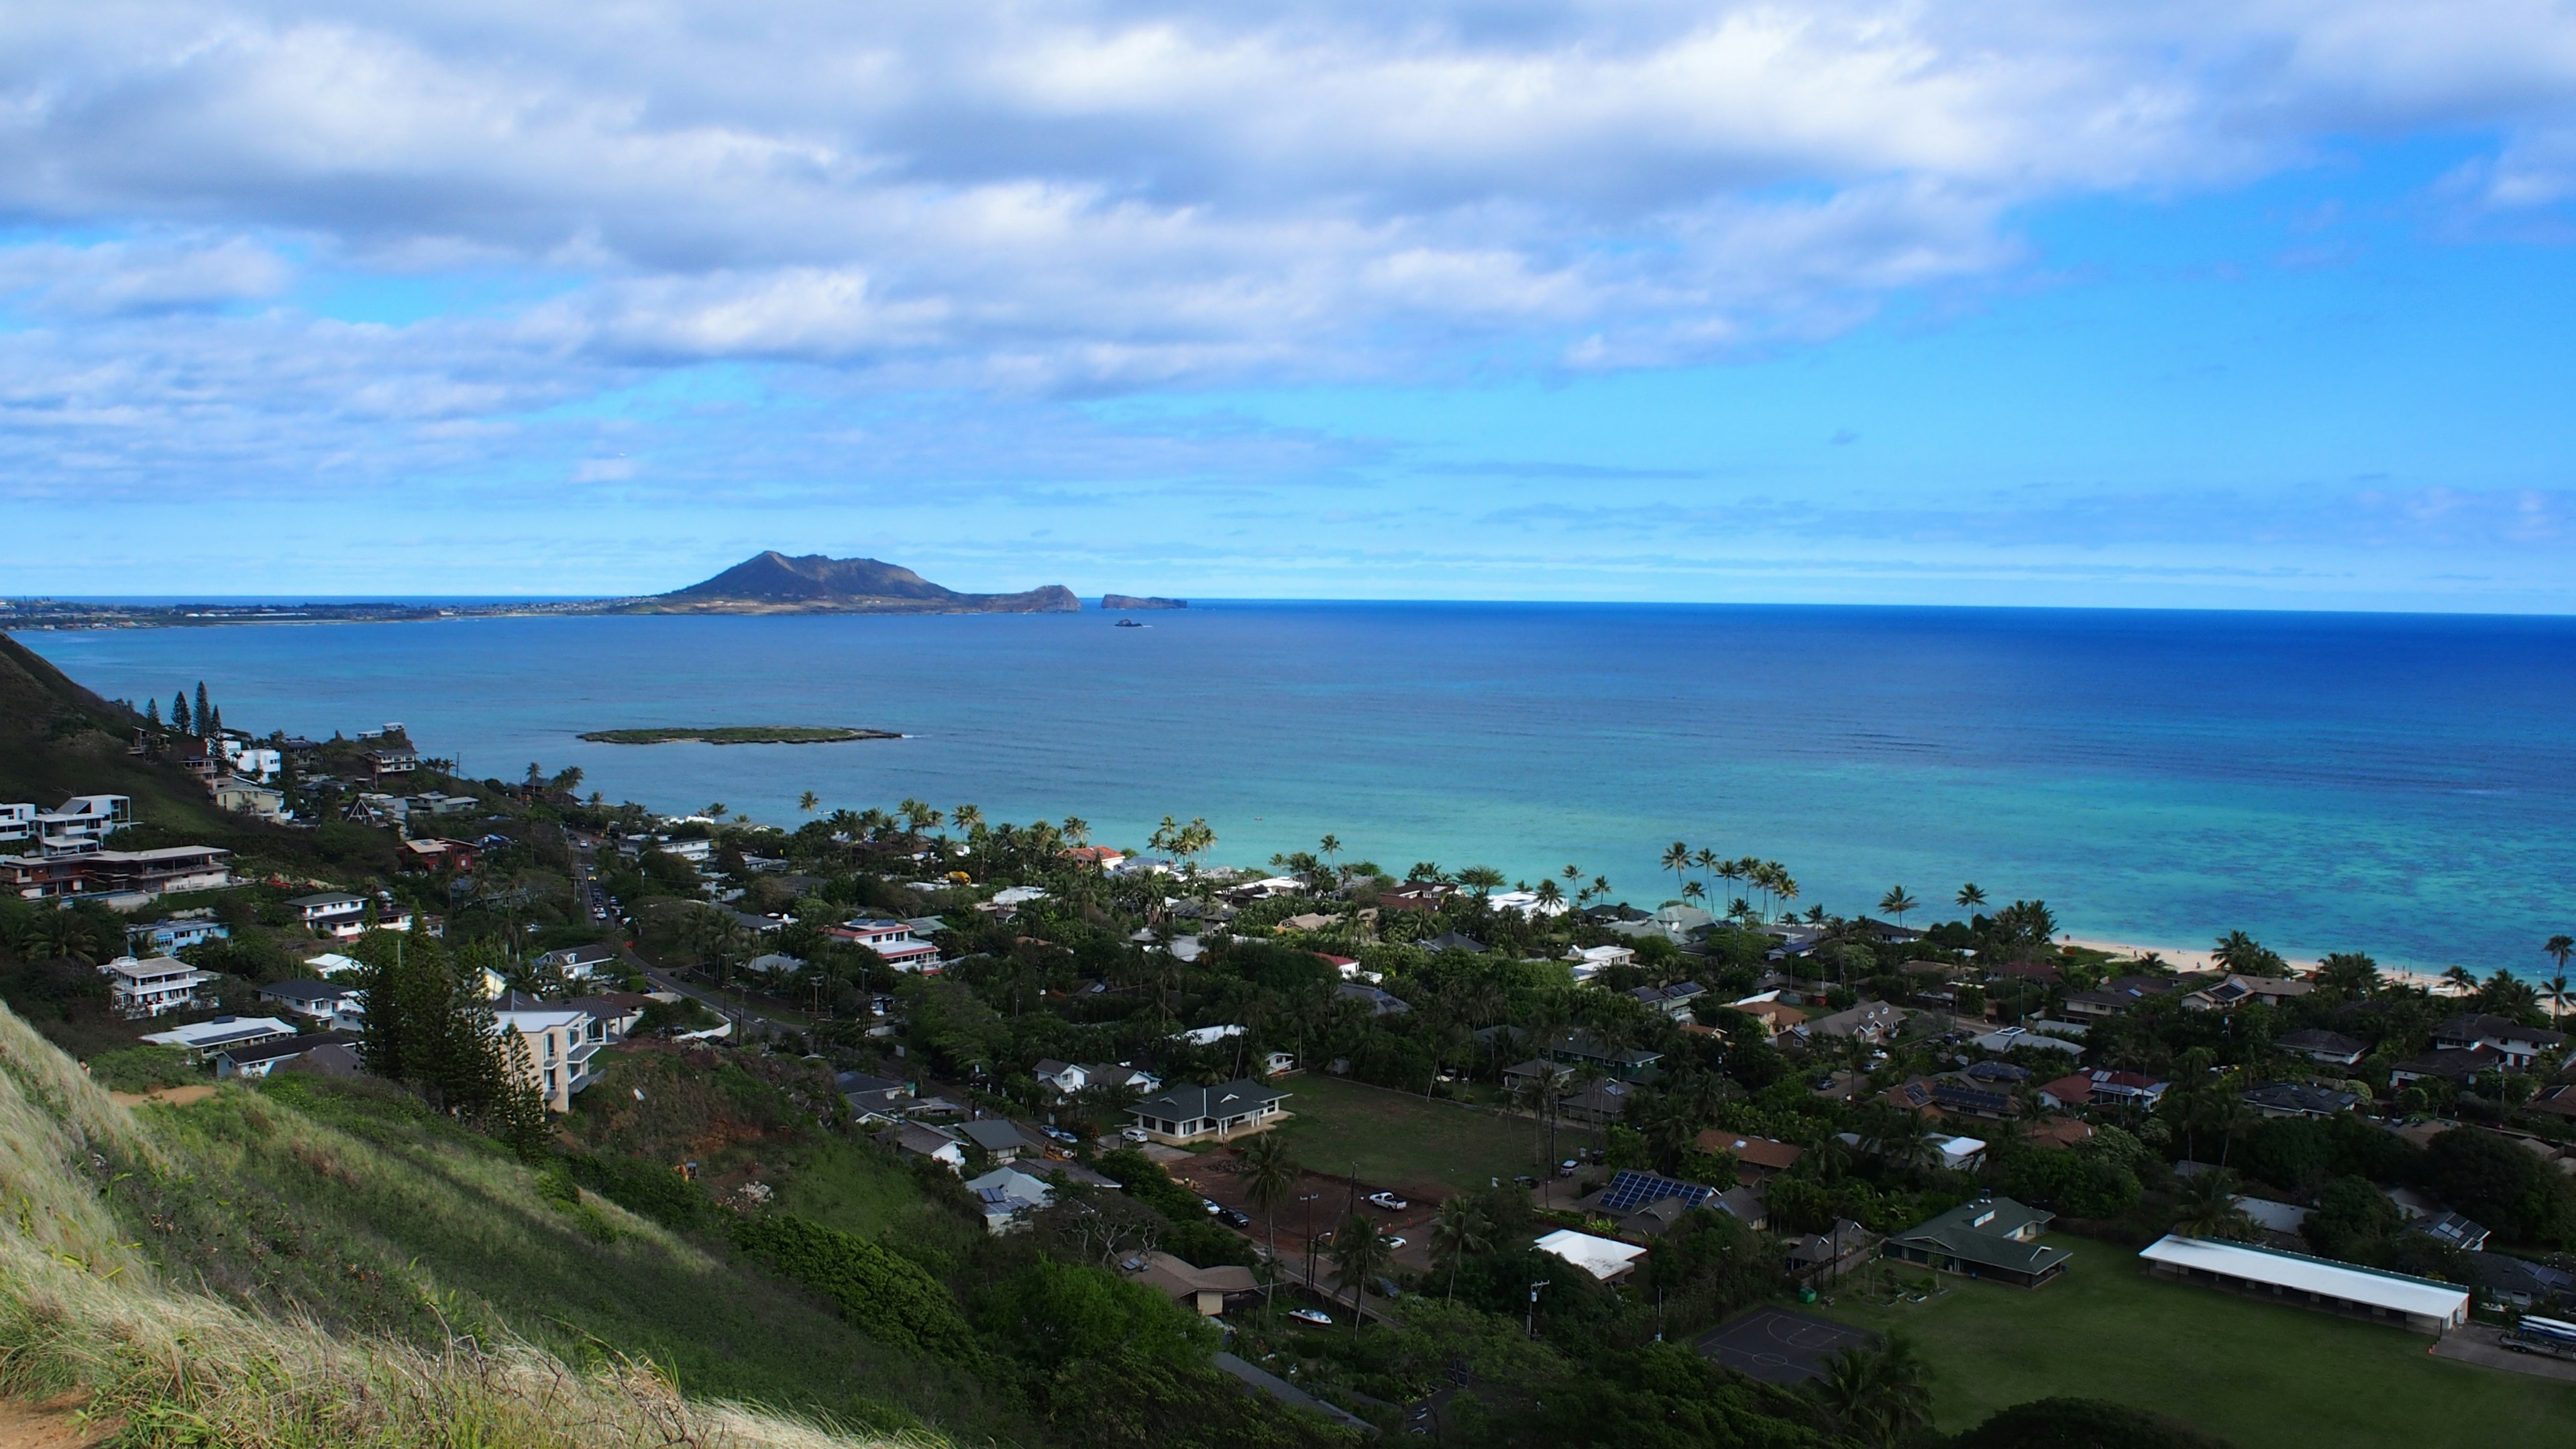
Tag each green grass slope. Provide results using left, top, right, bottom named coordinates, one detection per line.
left=1828, top=1256, right=2576, bottom=1446
left=0, top=999, right=916, bottom=1449
left=93, top=1067, right=1030, bottom=1443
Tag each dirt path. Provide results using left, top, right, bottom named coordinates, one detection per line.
left=0, top=1399, right=109, bottom=1449
left=107, top=1084, right=215, bottom=1108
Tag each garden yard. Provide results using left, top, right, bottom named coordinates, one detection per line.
left=1267, top=1073, right=1540, bottom=1198
left=1825, top=1250, right=2576, bottom=1447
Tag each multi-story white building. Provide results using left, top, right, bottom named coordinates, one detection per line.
left=0, top=795, right=133, bottom=856
left=99, top=955, right=221, bottom=1018
left=289, top=892, right=370, bottom=938
left=493, top=1008, right=600, bottom=1111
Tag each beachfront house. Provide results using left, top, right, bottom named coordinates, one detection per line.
left=2432, top=1014, right=2566, bottom=1070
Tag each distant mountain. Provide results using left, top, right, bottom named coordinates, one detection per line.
left=1100, top=594, right=1187, bottom=610
left=635, top=552, right=1079, bottom=614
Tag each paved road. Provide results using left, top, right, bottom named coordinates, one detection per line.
left=2432, top=1324, right=2576, bottom=1382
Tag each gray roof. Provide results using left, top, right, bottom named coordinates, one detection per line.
left=957, top=1118, right=1038, bottom=1152
left=2243, top=1082, right=2360, bottom=1115
left=220, top=1031, right=353, bottom=1067
left=2277, top=1028, right=2368, bottom=1057
left=258, top=978, right=354, bottom=1006
left=1886, top=1196, right=2069, bottom=1277
left=1131, top=1079, right=1287, bottom=1122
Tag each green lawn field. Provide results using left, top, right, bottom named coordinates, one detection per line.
left=1269, top=1073, right=1542, bottom=1197
left=1824, top=1251, right=2576, bottom=1447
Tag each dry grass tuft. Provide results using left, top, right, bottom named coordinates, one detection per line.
left=0, top=1003, right=936, bottom=1449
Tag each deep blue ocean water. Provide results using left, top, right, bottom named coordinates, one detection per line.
left=24, top=604, right=2576, bottom=974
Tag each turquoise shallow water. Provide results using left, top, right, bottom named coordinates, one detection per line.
left=23, top=603, right=2576, bottom=974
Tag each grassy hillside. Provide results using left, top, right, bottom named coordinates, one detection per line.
left=0, top=999, right=922, bottom=1449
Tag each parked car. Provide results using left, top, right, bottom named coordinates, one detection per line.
left=1201, top=1197, right=1224, bottom=1216
left=1364, top=1191, right=1408, bottom=1211
left=1383, top=1235, right=1408, bottom=1249
left=1120, top=1126, right=1150, bottom=1142
left=1558, top=1160, right=1578, bottom=1177
left=1042, top=1126, right=1079, bottom=1144
left=1218, top=1208, right=1252, bottom=1228
left=1288, top=1307, right=1334, bottom=1327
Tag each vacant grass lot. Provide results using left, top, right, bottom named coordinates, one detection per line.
left=1269, top=1073, right=1541, bottom=1197
left=1825, top=1251, right=2576, bottom=1447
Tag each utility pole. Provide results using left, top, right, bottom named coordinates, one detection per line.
left=1526, top=1279, right=1549, bottom=1339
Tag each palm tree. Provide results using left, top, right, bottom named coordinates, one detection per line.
left=2551, top=975, right=2573, bottom=1028
left=2171, top=1168, right=2255, bottom=1240
left=2441, top=965, right=2478, bottom=997
left=1810, top=1335, right=1933, bottom=1449
left=1532, top=878, right=1564, bottom=914
left=1318, top=834, right=1342, bottom=873
left=1429, top=1195, right=1494, bottom=1303
left=1239, top=1133, right=1299, bottom=1300
left=797, top=790, right=818, bottom=814
left=952, top=804, right=984, bottom=837
left=1692, top=847, right=1721, bottom=902
left=1326, top=1214, right=1395, bottom=1339
left=1681, top=881, right=1707, bottom=910
left=1877, top=886, right=1919, bottom=928
left=2548, top=934, right=2575, bottom=975
left=1717, top=859, right=1746, bottom=914
left=1955, top=882, right=1986, bottom=911
left=1660, top=841, right=1693, bottom=901
left=1457, top=865, right=1506, bottom=899
left=1061, top=816, right=1090, bottom=847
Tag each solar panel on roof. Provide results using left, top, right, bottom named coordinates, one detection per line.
left=1599, top=1169, right=1717, bottom=1214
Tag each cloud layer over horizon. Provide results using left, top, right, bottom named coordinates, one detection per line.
left=6, top=0, right=2576, bottom=604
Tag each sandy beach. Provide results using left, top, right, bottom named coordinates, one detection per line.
left=2059, top=934, right=2473, bottom=995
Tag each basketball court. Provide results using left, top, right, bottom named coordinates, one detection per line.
left=1694, top=1308, right=1876, bottom=1385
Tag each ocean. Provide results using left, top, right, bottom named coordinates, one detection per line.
left=22, top=603, right=2576, bottom=975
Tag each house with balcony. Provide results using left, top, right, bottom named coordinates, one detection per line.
left=3, top=845, right=231, bottom=903
left=209, top=777, right=287, bottom=821
left=494, top=1007, right=599, bottom=1111
left=34, top=795, right=133, bottom=855
left=826, top=918, right=944, bottom=971
left=2432, top=1014, right=2566, bottom=1070
left=290, top=892, right=370, bottom=938
left=99, top=955, right=220, bottom=1018
left=257, top=978, right=358, bottom=1024
left=123, top=915, right=229, bottom=957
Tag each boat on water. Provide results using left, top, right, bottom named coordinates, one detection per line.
left=1116, top=618, right=1144, bottom=628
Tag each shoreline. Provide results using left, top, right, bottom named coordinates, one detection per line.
left=2057, top=933, right=2472, bottom=993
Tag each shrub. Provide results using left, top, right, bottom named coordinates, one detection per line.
left=84, top=1045, right=203, bottom=1093
left=1951, top=1397, right=2237, bottom=1448
left=729, top=1212, right=978, bottom=1361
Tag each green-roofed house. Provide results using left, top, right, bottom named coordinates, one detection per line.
left=1883, top=1193, right=2072, bottom=1289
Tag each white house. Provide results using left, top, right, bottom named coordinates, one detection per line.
left=1534, top=1228, right=1648, bottom=1282
left=963, top=1165, right=1057, bottom=1232
left=290, top=892, right=370, bottom=938
left=1126, top=1079, right=1288, bottom=1145
left=827, top=918, right=943, bottom=971
left=1564, top=943, right=1634, bottom=980
left=210, top=776, right=288, bottom=821
left=256, top=978, right=357, bottom=1023
left=34, top=796, right=133, bottom=855
left=492, top=1008, right=599, bottom=1111
left=99, top=955, right=219, bottom=1018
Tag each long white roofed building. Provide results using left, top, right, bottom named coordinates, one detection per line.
left=2137, top=1234, right=2469, bottom=1336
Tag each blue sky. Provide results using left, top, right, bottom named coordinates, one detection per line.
left=5, top=2, right=2576, bottom=608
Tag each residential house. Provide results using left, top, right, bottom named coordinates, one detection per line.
left=492, top=1008, right=599, bottom=1111
left=1695, top=1131, right=1804, bottom=1185
left=1172, top=1023, right=1244, bottom=1047
left=1563, top=943, right=1635, bottom=979
left=1986, top=960, right=2063, bottom=987
left=2526, top=1083, right=2576, bottom=1120
left=2241, top=1083, right=2361, bottom=1119
left=1558, top=1076, right=1638, bottom=1124
left=742, top=953, right=806, bottom=976
left=1031, top=1059, right=1088, bottom=1095
left=1539, top=1028, right=1663, bottom=1081
left=141, top=1015, right=297, bottom=1056
left=1263, top=1050, right=1297, bottom=1076
left=216, top=1031, right=355, bottom=1079
left=290, top=892, right=370, bottom=939
left=275, top=1041, right=365, bottom=1080
left=1884, top=1195, right=2072, bottom=1288
left=1886, top=1068, right=2022, bottom=1121
left=398, top=837, right=480, bottom=874
left=1534, top=1228, right=1649, bottom=1283
left=826, top=918, right=943, bottom=971
left=2413, top=1210, right=2491, bottom=1252
left=1970, top=1025, right=2083, bottom=1057
left=962, top=1166, right=1055, bottom=1232
left=1084, top=1063, right=1161, bottom=1093
left=209, top=776, right=287, bottom=821
left=535, top=945, right=620, bottom=983
left=1377, top=881, right=1456, bottom=913
left=1730, top=998, right=1809, bottom=1040
left=366, top=745, right=420, bottom=781
left=2432, top=1014, right=2567, bottom=1070
left=957, top=1118, right=1040, bottom=1161
left=2277, top=1029, right=2369, bottom=1067
left=123, top=916, right=229, bottom=956
left=2023, top=1116, right=2095, bottom=1149
left=1801, top=1001, right=1906, bottom=1044
left=2182, top=975, right=2315, bottom=1012
left=99, top=955, right=219, bottom=1018
left=557, top=993, right=651, bottom=1046
left=301, top=951, right=366, bottom=978
left=25, top=795, right=133, bottom=855
left=1335, top=982, right=1412, bottom=1016
left=837, top=1070, right=915, bottom=1116
left=1121, top=1250, right=1260, bottom=1316
left=1126, top=1079, right=1289, bottom=1145
left=1060, top=846, right=1125, bottom=870
left=1625, top=981, right=1705, bottom=1019
left=257, top=978, right=357, bottom=1024
left=3, top=845, right=232, bottom=903
left=2038, top=1069, right=2168, bottom=1111
left=1783, top=1220, right=1877, bottom=1285
left=1314, top=953, right=1363, bottom=979
left=2465, top=1251, right=2576, bottom=1310
left=1501, top=1058, right=1574, bottom=1097
left=883, top=1122, right=969, bottom=1172
left=2387, top=1047, right=2500, bottom=1087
